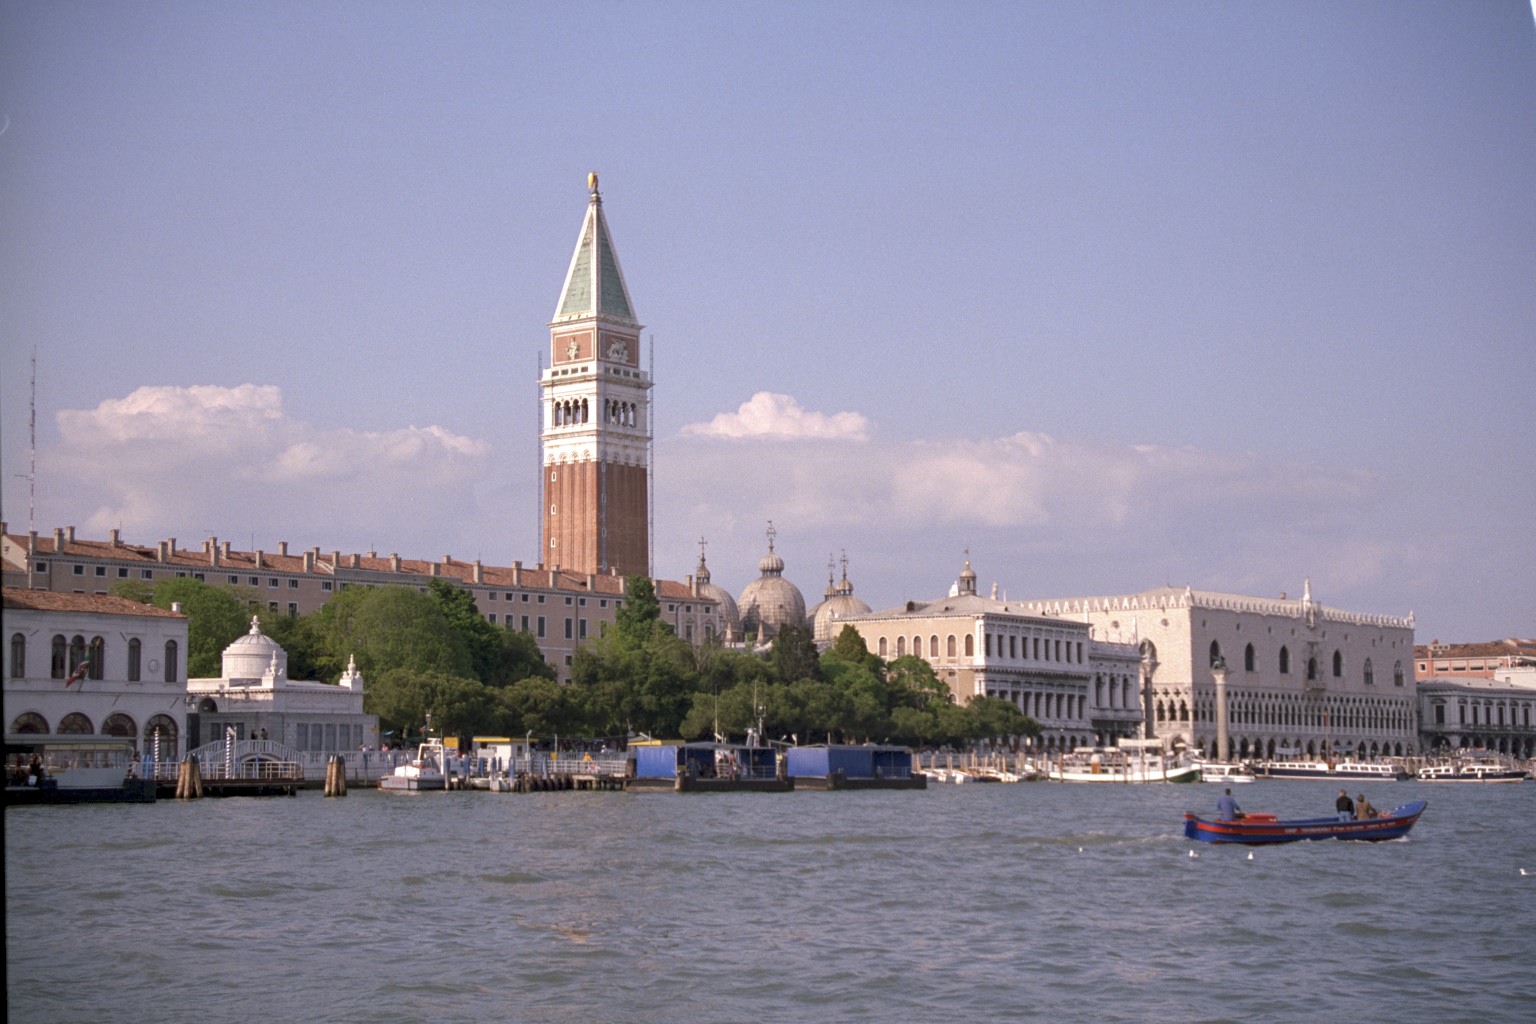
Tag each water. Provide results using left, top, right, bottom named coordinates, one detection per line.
left=7, top=780, right=1535, bottom=1022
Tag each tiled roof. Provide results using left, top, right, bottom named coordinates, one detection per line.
left=1414, top=638, right=1536, bottom=660
left=2, top=587, right=186, bottom=618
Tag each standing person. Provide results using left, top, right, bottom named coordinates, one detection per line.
left=1335, top=789, right=1355, bottom=821
left=1355, top=793, right=1375, bottom=819
left=1217, top=787, right=1242, bottom=821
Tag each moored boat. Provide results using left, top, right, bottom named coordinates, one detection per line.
left=1248, top=759, right=1411, bottom=781
left=4, top=735, right=156, bottom=805
left=1417, top=758, right=1527, bottom=783
left=1184, top=800, right=1427, bottom=844
left=378, top=739, right=449, bottom=792
left=1200, top=762, right=1255, bottom=784
left=1046, top=740, right=1201, bottom=783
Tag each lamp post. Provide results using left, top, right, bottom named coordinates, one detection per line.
left=1212, top=654, right=1229, bottom=764
left=1140, top=646, right=1159, bottom=740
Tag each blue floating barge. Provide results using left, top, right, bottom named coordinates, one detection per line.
left=785, top=744, right=927, bottom=790
left=630, top=742, right=791, bottom=792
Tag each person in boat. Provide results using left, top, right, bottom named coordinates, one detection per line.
left=1335, top=790, right=1355, bottom=821
left=1355, top=793, right=1376, bottom=820
left=1216, top=788, right=1243, bottom=821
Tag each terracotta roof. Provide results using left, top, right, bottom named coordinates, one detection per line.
left=1414, top=638, right=1536, bottom=660
left=2, top=587, right=186, bottom=618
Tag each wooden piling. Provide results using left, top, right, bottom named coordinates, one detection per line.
left=324, top=755, right=347, bottom=797
left=176, top=756, right=203, bottom=800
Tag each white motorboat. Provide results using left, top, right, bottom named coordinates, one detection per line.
left=1200, top=762, right=1255, bottom=784
left=378, top=739, right=448, bottom=792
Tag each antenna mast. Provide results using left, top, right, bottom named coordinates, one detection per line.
left=648, top=334, right=655, bottom=579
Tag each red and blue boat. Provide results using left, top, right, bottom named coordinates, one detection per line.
left=1183, top=800, right=1427, bottom=844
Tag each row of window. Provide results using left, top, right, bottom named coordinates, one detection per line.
left=9, top=710, right=179, bottom=749
left=1211, top=641, right=1406, bottom=686
left=1430, top=702, right=1533, bottom=728
left=9, top=633, right=179, bottom=684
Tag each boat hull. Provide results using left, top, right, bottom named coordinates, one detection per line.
left=1048, top=765, right=1202, bottom=784
left=1183, top=800, right=1427, bottom=844
left=377, top=776, right=446, bottom=792
left=1249, top=762, right=1412, bottom=781
left=5, top=777, right=157, bottom=805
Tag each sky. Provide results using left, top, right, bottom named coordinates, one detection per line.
left=2, top=1, right=1533, bottom=644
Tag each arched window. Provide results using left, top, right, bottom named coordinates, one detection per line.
left=8, top=633, right=23, bottom=678
left=102, top=713, right=137, bottom=737
left=1306, top=658, right=1318, bottom=681
left=1244, top=644, right=1256, bottom=671
left=946, top=635, right=956, bottom=658
left=1363, top=658, right=1374, bottom=686
left=929, top=635, right=939, bottom=658
left=896, top=636, right=905, bottom=657
left=51, top=634, right=67, bottom=678
left=1393, top=662, right=1405, bottom=687
left=878, top=637, right=888, bottom=658
left=89, top=636, right=105, bottom=679
left=964, top=634, right=974, bottom=657
left=11, top=712, right=48, bottom=733
left=68, top=635, right=87, bottom=675
left=1279, top=646, right=1291, bottom=674
left=58, top=712, right=94, bottom=734
left=128, top=639, right=142, bottom=682
left=1332, top=650, right=1343, bottom=677
left=1209, top=641, right=1223, bottom=667
left=164, top=640, right=179, bottom=683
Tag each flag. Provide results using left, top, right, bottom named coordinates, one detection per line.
left=65, top=659, right=91, bottom=688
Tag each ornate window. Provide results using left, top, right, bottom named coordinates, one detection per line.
left=128, top=639, right=142, bottom=682
left=1363, top=658, right=1375, bottom=686
left=1279, top=646, right=1291, bottom=674
left=1244, top=644, right=1256, bottom=671
left=51, top=634, right=67, bottom=678
left=1332, top=650, right=1343, bottom=678
left=11, top=712, right=48, bottom=733
left=8, top=633, right=23, bottom=678
left=163, top=640, right=179, bottom=683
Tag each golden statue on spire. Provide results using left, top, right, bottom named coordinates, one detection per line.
left=587, top=171, right=599, bottom=195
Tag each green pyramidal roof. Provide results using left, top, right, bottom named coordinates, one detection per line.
left=554, top=187, right=637, bottom=325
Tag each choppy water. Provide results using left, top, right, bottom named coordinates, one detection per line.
left=7, top=779, right=1535, bottom=1022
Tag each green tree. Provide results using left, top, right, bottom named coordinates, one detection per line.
left=770, top=623, right=821, bottom=684
left=424, top=579, right=553, bottom=686
left=308, top=586, right=473, bottom=682
left=366, top=668, right=496, bottom=738
left=571, top=575, right=700, bottom=738
left=499, top=677, right=584, bottom=739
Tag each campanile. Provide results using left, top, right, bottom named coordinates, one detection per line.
left=540, top=174, right=651, bottom=579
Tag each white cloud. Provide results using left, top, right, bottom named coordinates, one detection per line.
left=48, top=385, right=496, bottom=554
left=659, top=402, right=1402, bottom=613
left=681, top=391, right=870, bottom=441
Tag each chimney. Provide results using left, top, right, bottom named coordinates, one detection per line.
left=66, top=526, right=76, bottom=543
left=278, top=541, right=289, bottom=556
left=110, top=528, right=120, bottom=547
left=168, top=537, right=177, bottom=557
left=54, top=527, right=64, bottom=551
left=368, top=551, right=377, bottom=559
left=586, top=574, right=596, bottom=591
left=303, top=550, right=315, bottom=573
left=331, top=550, right=341, bottom=566
left=28, top=531, right=37, bottom=554
left=390, top=553, right=401, bottom=572
left=255, top=550, right=264, bottom=569
left=209, top=538, right=220, bottom=566
left=512, top=562, right=522, bottom=586
left=221, top=540, right=231, bottom=559
left=348, top=553, right=360, bottom=569
left=157, top=540, right=168, bottom=562
left=431, top=562, right=441, bottom=577
left=473, top=560, right=484, bottom=584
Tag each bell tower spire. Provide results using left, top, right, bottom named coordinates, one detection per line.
left=540, top=174, right=651, bottom=578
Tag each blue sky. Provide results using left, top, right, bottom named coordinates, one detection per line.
left=3, top=1, right=1533, bottom=643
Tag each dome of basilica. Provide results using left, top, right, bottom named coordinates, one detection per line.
left=692, top=547, right=741, bottom=642
left=737, top=523, right=806, bottom=643
left=811, top=554, right=872, bottom=644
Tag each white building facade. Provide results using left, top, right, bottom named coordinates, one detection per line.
left=4, top=589, right=189, bottom=758
left=1026, top=580, right=1419, bottom=760
left=186, top=617, right=379, bottom=755
left=845, top=562, right=1144, bottom=751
